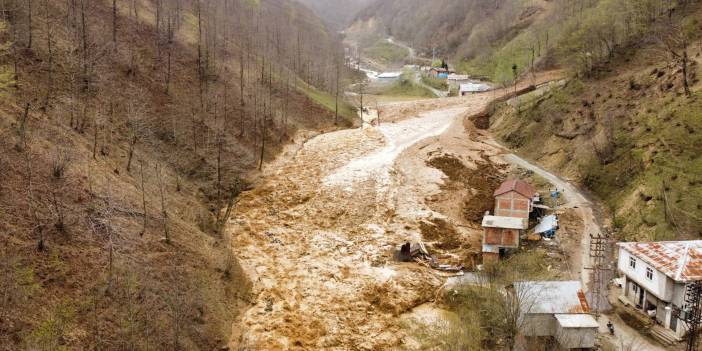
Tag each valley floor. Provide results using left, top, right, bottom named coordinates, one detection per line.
left=225, top=72, right=662, bottom=350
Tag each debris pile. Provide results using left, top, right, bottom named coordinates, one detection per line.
left=398, top=242, right=464, bottom=273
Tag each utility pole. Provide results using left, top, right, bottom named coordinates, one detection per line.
left=585, top=232, right=613, bottom=315
left=673, top=282, right=702, bottom=351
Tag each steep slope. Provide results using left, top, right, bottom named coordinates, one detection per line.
left=295, top=0, right=375, bottom=30
left=0, top=0, right=350, bottom=349
left=346, top=0, right=551, bottom=72
left=487, top=2, right=702, bottom=242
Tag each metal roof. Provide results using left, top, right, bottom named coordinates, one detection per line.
left=481, top=215, right=527, bottom=230
left=459, top=83, right=490, bottom=92
left=494, top=179, right=537, bottom=198
left=619, top=240, right=702, bottom=282
left=534, top=215, right=558, bottom=234
left=555, top=314, right=599, bottom=328
left=514, top=281, right=590, bottom=314
left=377, top=72, right=402, bottom=79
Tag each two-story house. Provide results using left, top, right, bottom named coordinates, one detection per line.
left=493, top=179, right=537, bottom=219
left=617, top=240, right=702, bottom=340
left=481, top=179, right=537, bottom=262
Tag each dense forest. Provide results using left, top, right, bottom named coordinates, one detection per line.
left=0, top=0, right=351, bottom=349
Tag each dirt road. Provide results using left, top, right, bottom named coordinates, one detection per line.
left=500, top=149, right=666, bottom=351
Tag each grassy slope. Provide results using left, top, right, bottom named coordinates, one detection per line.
left=375, top=73, right=435, bottom=98
left=298, top=80, right=357, bottom=123
left=363, top=40, right=409, bottom=65
left=490, top=47, right=702, bottom=241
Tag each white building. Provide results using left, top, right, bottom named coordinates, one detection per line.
left=617, top=240, right=702, bottom=340
left=513, top=281, right=598, bottom=350
left=459, top=82, right=491, bottom=95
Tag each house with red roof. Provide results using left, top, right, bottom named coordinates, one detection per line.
left=481, top=179, right=537, bottom=262
left=617, top=240, right=702, bottom=341
left=493, top=179, right=538, bottom=219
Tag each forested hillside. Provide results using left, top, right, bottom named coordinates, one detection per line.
left=487, top=0, right=702, bottom=242
left=0, top=0, right=350, bottom=349
left=295, top=0, right=375, bottom=30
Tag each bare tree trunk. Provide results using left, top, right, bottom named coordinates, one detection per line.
left=157, top=164, right=169, bottom=243
left=126, top=135, right=137, bottom=172
left=27, top=0, right=33, bottom=49
left=17, top=103, right=30, bottom=151
left=140, top=161, right=147, bottom=235
left=112, top=0, right=117, bottom=43
left=335, top=59, right=340, bottom=125
left=92, top=120, right=98, bottom=159
left=43, top=0, right=53, bottom=110
left=80, top=0, right=88, bottom=91
left=682, top=45, right=691, bottom=96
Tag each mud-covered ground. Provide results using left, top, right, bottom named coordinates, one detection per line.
left=226, top=73, right=565, bottom=350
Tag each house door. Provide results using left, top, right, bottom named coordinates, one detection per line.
left=670, top=313, right=678, bottom=332
left=638, top=287, right=644, bottom=307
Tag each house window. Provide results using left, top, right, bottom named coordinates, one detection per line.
left=629, top=256, right=636, bottom=269
left=646, top=267, right=654, bottom=280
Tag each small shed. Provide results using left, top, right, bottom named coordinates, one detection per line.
left=554, top=314, right=599, bottom=349
left=459, top=82, right=490, bottom=95
left=429, top=67, right=448, bottom=78
left=513, top=281, right=597, bottom=350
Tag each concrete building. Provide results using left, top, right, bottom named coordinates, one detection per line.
left=513, top=281, right=598, bottom=350
left=616, top=240, right=702, bottom=341
left=481, top=215, right=527, bottom=262
left=481, top=179, right=536, bottom=262
left=493, top=179, right=537, bottom=219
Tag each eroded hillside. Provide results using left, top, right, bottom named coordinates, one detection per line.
left=488, top=5, right=702, bottom=241
left=0, top=0, right=351, bottom=349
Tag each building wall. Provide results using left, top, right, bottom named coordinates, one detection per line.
left=617, top=247, right=674, bottom=301
left=555, top=327, right=597, bottom=349
left=521, top=314, right=556, bottom=337
left=495, top=191, right=530, bottom=219
left=483, top=228, right=520, bottom=248
left=618, top=248, right=691, bottom=338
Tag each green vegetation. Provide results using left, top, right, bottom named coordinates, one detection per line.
left=363, top=39, right=409, bottom=64
left=421, top=75, right=448, bottom=90
left=492, top=64, right=702, bottom=241
left=298, top=80, right=357, bottom=123
left=405, top=251, right=556, bottom=350
left=377, top=73, right=435, bottom=98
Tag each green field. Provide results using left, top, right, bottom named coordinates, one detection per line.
left=364, top=40, right=410, bottom=64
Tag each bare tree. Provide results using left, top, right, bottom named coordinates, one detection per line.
left=157, top=163, right=169, bottom=243
left=657, top=15, right=695, bottom=96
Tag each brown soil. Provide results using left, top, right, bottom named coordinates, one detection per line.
left=419, top=218, right=461, bottom=250
left=426, top=155, right=506, bottom=224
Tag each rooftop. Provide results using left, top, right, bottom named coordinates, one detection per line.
left=555, top=314, right=599, bottom=328
left=619, top=240, right=702, bottom=282
left=494, top=179, right=537, bottom=198
left=459, top=83, right=490, bottom=92
left=482, top=215, right=527, bottom=230
left=534, top=215, right=558, bottom=234
left=514, top=281, right=590, bottom=314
